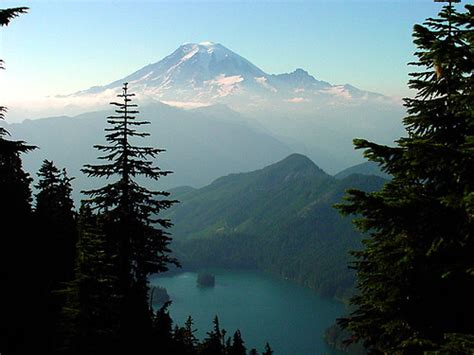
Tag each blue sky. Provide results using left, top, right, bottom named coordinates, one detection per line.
left=0, top=0, right=458, bottom=100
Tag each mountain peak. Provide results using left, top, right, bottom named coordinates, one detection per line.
left=210, top=153, right=330, bottom=193
left=74, top=41, right=388, bottom=111
left=198, top=41, right=216, bottom=46
left=271, top=68, right=329, bottom=89
left=279, top=153, right=322, bottom=170
left=90, top=41, right=266, bottom=101
left=179, top=41, right=222, bottom=51
left=263, top=153, right=329, bottom=180
left=292, top=68, right=309, bottom=75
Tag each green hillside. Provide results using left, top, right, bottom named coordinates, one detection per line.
left=166, top=154, right=386, bottom=299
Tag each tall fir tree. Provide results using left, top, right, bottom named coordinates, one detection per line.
left=152, top=301, right=176, bottom=353
left=172, top=315, right=199, bottom=355
left=35, top=160, right=77, bottom=282
left=336, top=1, right=474, bottom=353
left=81, top=82, right=178, bottom=349
left=0, top=6, right=42, bottom=354
left=262, top=342, right=273, bottom=355
left=35, top=160, right=77, bottom=352
left=183, top=316, right=199, bottom=353
left=229, top=329, right=246, bottom=355
left=60, top=205, right=119, bottom=355
left=200, top=316, right=226, bottom=355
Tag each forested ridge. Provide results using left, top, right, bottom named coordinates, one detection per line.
left=166, top=154, right=386, bottom=299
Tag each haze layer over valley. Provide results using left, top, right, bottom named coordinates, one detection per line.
left=5, top=42, right=405, bottom=183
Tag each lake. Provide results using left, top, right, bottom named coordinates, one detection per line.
left=150, top=269, right=345, bottom=355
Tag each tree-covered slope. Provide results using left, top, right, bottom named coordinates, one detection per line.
left=166, top=154, right=386, bottom=298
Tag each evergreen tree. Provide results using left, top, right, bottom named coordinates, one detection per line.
left=0, top=112, right=35, bottom=353
left=262, top=342, right=273, bottom=355
left=336, top=1, right=474, bottom=353
left=0, top=6, right=40, bottom=354
left=35, top=160, right=77, bottom=352
left=225, top=337, right=232, bottom=354
left=172, top=325, right=188, bottom=354
left=152, top=301, right=175, bottom=354
left=60, top=205, right=119, bottom=355
left=200, top=316, right=225, bottom=355
left=0, top=6, right=28, bottom=132
left=229, top=329, right=246, bottom=355
left=36, top=161, right=77, bottom=282
left=81, top=82, right=178, bottom=348
left=0, top=6, right=28, bottom=27
left=182, top=316, right=199, bottom=354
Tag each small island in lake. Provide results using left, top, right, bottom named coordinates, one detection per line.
left=151, top=286, right=170, bottom=305
left=197, top=272, right=215, bottom=287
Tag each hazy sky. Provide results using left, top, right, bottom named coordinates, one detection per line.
left=0, top=0, right=459, bottom=101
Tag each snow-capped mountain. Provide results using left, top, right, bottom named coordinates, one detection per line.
left=63, top=41, right=404, bottom=173
left=74, top=42, right=390, bottom=110
left=7, top=41, right=405, bottom=177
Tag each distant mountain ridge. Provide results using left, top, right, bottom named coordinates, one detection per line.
left=335, top=161, right=392, bottom=180
left=166, top=154, right=387, bottom=298
left=9, top=42, right=405, bottom=174
left=4, top=102, right=291, bottom=201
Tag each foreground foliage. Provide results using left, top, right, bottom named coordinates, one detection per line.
left=336, top=2, right=474, bottom=353
left=0, top=69, right=270, bottom=352
left=0, top=6, right=39, bottom=354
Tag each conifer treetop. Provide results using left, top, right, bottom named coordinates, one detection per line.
left=0, top=7, right=28, bottom=27
left=0, top=5, right=35, bottom=153
left=336, top=1, right=474, bottom=352
left=82, top=82, right=176, bottom=224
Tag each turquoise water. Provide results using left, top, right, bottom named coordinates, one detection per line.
left=150, top=269, right=345, bottom=355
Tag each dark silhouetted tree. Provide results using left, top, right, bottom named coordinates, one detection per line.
left=60, top=205, right=119, bottom=355
left=181, top=316, right=199, bottom=354
left=81, top=82, right=177, bottom=349
left=200, top=316, right=226, bottom=355
left=0, top=5, right=28, bottom=130
left=336, top=1, right=474, bottom=353
left=152, top=301, right=175, bottom=353
left=36, top=161, right=77, bottom=281
left=35, top=160, right=77, bottom=352
left=262, top=342, right=273, bottom=355
left=0, top=6, right=41, bottom=354
left=229, top=329, right=246, bottom=355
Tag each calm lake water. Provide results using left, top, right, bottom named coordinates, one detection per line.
left=150, top=269, right=345, bottom=355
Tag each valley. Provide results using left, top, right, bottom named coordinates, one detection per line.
left=165, top=154, right=386, bottom=300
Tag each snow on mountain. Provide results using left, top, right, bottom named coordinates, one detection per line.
left=7, top=42, right=405, bottom=175
left=77, top=42, right=264, bottom=103
left=73, top=42, right=395, bottom=110
left=64, top=42, right=404, bottom=174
